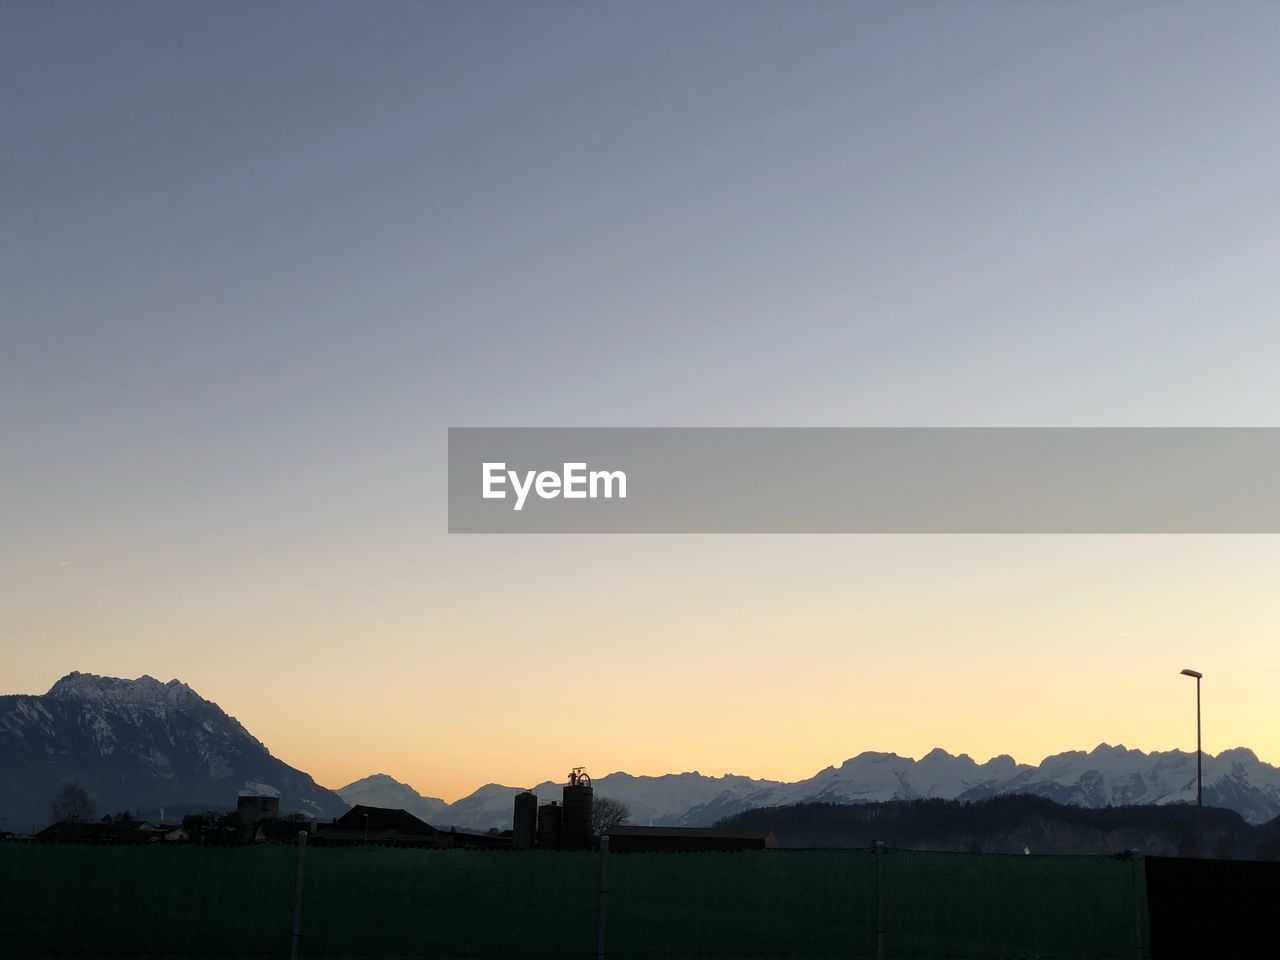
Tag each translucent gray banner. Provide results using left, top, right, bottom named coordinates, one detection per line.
left=448, top=428, right=1280, bottom=533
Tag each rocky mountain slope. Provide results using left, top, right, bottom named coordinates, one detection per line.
left=0, top=672, right=347, bottom=831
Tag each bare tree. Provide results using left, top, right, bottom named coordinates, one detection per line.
left=50, top=782, right=94, bottom=825
left=591, top=796, right=631, bottom=837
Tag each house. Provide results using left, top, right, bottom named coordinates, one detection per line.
left=603, top=826, right=777, bottom=853
left=236, top=787, right=280, bottom=825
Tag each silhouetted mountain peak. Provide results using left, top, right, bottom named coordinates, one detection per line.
left=336, top=773, right=446, bottom=820
left=1089, top=742, right=1133, bottom=756
left=841, top=751, right=902, bottom=767
left=346, top=773, right=399, bottom=786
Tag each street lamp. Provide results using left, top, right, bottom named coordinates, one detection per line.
left=1180, top=669, right=1203, bottom=807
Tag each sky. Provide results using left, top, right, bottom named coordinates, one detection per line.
left=3, top=1, right=1280, bottom=802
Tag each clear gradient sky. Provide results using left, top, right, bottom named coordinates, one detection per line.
left=4, top=1, right=1280, bottom=801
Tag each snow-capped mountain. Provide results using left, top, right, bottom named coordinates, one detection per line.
left=335, top=774, right=446, bottom=821
left=762, top=749, right=1028, bottom=809
left=955, top=743, right=1280, bottom=824
left=772, top=746, right=1280, bottom=826
left=0, top=672, right=347, bottom=831
left=427, top=745, right=1280, bottom=830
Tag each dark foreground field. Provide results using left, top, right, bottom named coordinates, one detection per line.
left=1, top=841, right=1275, bottom=958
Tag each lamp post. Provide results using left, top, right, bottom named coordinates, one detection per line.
left=1180, top=668, right=1203, bottom=807
left=1180, top=667, right=1205, bottom=858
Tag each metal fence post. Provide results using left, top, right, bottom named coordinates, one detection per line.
left=874, top=841, right=886, bottom=960
left=1128, top=849, right=1143, bottom=960
left=291, top=830, right=308, bottom=960
left=597, top=835, right=610, bottom=960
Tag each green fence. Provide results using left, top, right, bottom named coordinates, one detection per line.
left=302, top=847, right=598, bottom=958
left=608, top=849, right=876, bottom=959
left=0, top=844, right=295, bottom=957
left=0, top=843, right=1146, bottom=959
left=883, top=850, right=1146, bottom=960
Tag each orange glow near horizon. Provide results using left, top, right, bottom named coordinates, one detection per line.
left=8, top=535, right=1280, bottom=803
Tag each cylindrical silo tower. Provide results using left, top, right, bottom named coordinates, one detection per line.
left=536, top=800, right=562, bottom=848
left=513, top=790, right=538, bottom=848
left=561, top=767, right=594, bottom=849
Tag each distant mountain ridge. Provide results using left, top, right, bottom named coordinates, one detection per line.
left=0, top=672, right=347, bottom=831
left=335, top=774, right=446, bottom=821
left=413, top=744, right=1280, bottom=831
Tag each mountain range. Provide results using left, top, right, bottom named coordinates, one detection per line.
left=4, top=672, right=1279, bottom=834
left=358, top=743, right=1280, bottom=831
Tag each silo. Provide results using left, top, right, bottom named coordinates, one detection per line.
left=512, top=790, right=538, bottom=848
left=536, top=801, right=562, bottom=848
left=561, top=768, right=593, bottom=849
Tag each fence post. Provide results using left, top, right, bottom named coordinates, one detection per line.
left=597, top=835, right=610, bottom=960
left=874, top=841, right=886, bottom=960
left=291, top=830, right=308, bottom=960
left=1128, top=849, right=1143, bottom=960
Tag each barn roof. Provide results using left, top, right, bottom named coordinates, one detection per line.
left=332, top=805, right=436, bottom=834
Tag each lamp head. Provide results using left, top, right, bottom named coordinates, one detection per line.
left=1180, top=669, right=1203, bottom=679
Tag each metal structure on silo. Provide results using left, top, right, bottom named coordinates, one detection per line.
left=561, top=767, right=594, bottom=849
left=536, top=800, right=562, bottom=847
left=512, top=790, right=538, bottom=848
